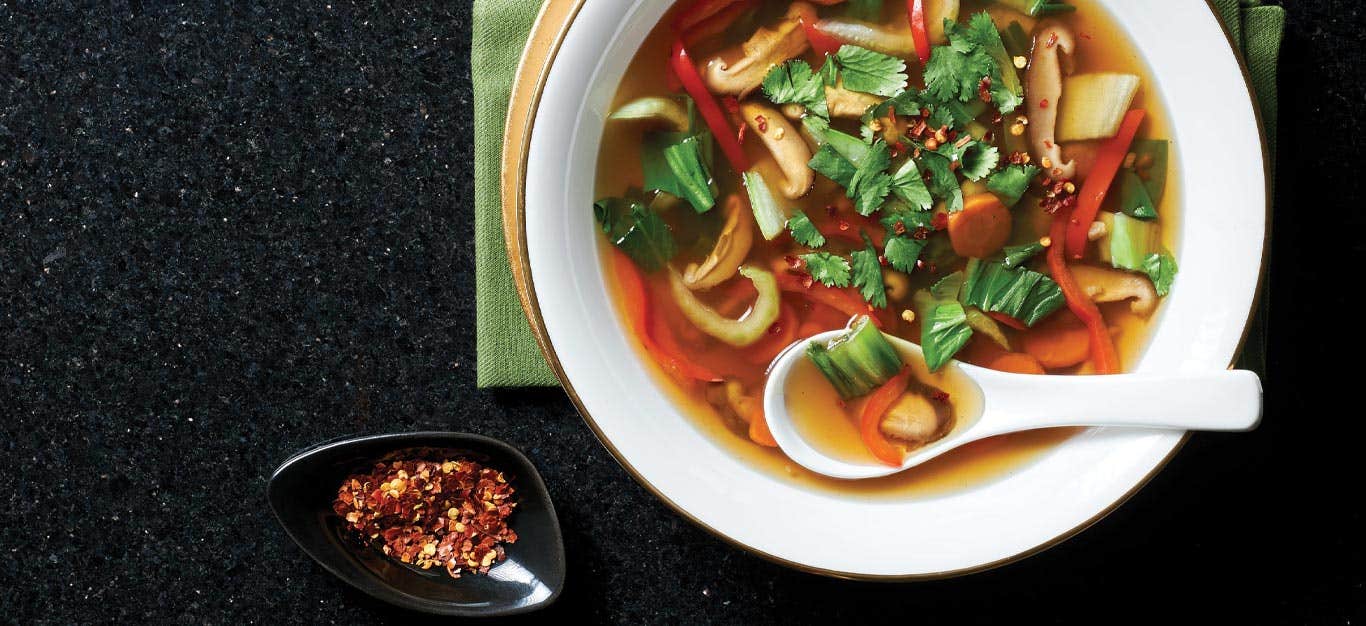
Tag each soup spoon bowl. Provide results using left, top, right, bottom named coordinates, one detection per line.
left=762, top=330, right=1263, bottom=480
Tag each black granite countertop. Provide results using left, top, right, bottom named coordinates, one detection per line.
left=2, top=1, right=1361, bottom=623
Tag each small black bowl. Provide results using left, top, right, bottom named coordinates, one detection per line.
left=267, top=432, right=564, bottom=616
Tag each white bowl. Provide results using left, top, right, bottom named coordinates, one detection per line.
left=513, top=0, right=1268, bottom=578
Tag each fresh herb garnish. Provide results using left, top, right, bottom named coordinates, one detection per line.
left=851, top=237, right=888, bottom=308
left=801, top=252, right=853, bottom=287
left=787, top=210, right=827, bottom=248
left=827, top=45, right=908, bottom=97
left=1142, top=252, right=1178, bottom=297
left=761, top=59, right=829, bottom=119
left=987, top=164, right=1039, bottom=207
left=642, top=131, right=717, bottom=213
left=594, top=197, right=676, bottom=272
left=888, top=158, right=933, bottom=211
left=883, top=235, right=926, bottom=274
left=919, top=149, right=965, bottom=212
left=924, top=12, right=1024, bottom=114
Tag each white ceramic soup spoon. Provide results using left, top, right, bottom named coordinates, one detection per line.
left=762, top=330, right=1262, bottom=480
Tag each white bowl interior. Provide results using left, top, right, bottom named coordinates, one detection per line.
left=523, top=0, right=1265, bottom=576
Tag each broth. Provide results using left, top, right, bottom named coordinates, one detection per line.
left=594, top=0, right=1178, bottom=499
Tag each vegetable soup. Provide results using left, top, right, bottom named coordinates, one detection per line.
left=594, top=0, right=1177, bottom=495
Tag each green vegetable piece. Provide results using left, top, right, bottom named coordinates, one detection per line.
left=787, top=210, right=827, bottom=248
left=912, top=273, right=975, bottom=372
left=642, top=132, right=717, bottom=213
left=802, top=252, right=853, bottom=287
left=742, top=170, right=789, bottom=241
left=594, top=197, right=676, bottom=272
left=806, top=315, right=904, bottom=399
left=1142, top=252, right=1178, bottom=297
left=986, top=164, right=1039, bottom=207
left=1129, top=138, right=1170, bottom=205
left=960, top=258, right=1066, bottom=327
left=1117, top=170, right=1158, bottom=220
left=1002, top=21, right=1031, bottom=58
left=830, top=45, right=908, bottom=97
left=883, top=235, right=926, bottom=274
left=995, top=0, right=1076, bottom=17
left=1098, top=211, right=1159, bottom=271
left=1001, top=241, right=1045, bottom=269
left=889, top=159, right=934, bottom=211
left=851, top=241, right=888, bottom=308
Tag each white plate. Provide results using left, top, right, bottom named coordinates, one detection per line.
left=521, top=0, right=1267, bottom=578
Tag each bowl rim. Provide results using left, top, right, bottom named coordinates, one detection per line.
left=499, top=0, right=1271, bottom=581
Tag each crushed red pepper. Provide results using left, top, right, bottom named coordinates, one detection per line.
left=332, top=458, right=517, bottom=578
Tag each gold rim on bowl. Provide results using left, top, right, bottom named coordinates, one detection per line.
left=498, top=0, right=1272, bottom=581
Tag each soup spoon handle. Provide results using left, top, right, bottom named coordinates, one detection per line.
left=970, top=369, right=1262, bottom=435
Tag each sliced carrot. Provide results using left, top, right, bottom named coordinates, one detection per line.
left=860, top=367, right=913, bottom=467
left=1047, top=215, right=1120, bottom=373
left=1019, top=309, right=1091, bottom=370
left=612, top=250, right=722, bottom=382
left=747, top=406, right=778, bottom=447
left=948, top=193, right=1013, bottom=259
left=988, top=352, right=1047, bottom=375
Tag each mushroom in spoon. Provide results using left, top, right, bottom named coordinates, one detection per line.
left=762, top=320, right=1261, bottom=480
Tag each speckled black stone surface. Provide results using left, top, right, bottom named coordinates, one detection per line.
left=1, top=1, right=1360, bottom=623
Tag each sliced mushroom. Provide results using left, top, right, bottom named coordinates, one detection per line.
left=814, top=0, right=958, bottom=54
left=1069, top=264, right=1158, bottom=316
left=684, top=195, right=754, bottom=290
left=880, top=391, right=950, bottom=444
left=701, top=3, right=812, bottom=97
left=741, top=101, right=814, bottom=199
left=1024, top=21, right=1077, bottom=180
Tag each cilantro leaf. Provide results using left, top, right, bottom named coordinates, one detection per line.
left=851, top=243, right=887, bottom=308
left=829, top=45, right=908, bottom=97
left=848, top=141, right=893, bottom=215
left=808, top=143, right=859, bottom=188
left=919, top=149, right=964, bottom=212
left=879, top=203, right=936, bottom=233
left=888, top=159, right=933, bottom=210
left=801, top=252, right=852, bottom=287
left=883, top=235, right=926, bottom=274
left=923, top=12, right=1024, bottom=114
left=1142, top=252, right=1178, bottom=296
left=594, top=197, right=676, bottom=272
left=959, top=141, right=1000, bottom=181
left=761, top=60, right=828, bottom=119
left=787, top=210, right=827, bottom=248
left=987, top=164, right=1039, bottom=207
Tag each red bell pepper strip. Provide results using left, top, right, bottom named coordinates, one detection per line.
left=793, top=3, right=843, bottom=58
left=682, top=0, right=757, bottom=47
left=1046, top=216, right=1120, bottom=374
left=1064, top=109, right=1146, bottom=259
left=907, top=0, right=931, bottom=65
left=670, top=39, right=751, bottom=173
left=773, top=269, right=884, bottom=328
left=860, top=367, right=913, bottom=467
left=613, top=250, right=723, bottom=382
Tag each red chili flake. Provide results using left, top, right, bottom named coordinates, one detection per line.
left=1043, top=139, right=1054, bottom=149
left=931, top=212, right=948, bottom=231
left=1080, top=32, right=1093, bottom=40
left=911, top=226, right=931, bottom=240
left=785, top=255, right=804, bottom=270
left=768, top=321, right=784, bottom=335
left=1046, top=32, right=1059, bottom=48
left=736, top=123, right=747, bottom=144
left=877, top=255, right=888, bottom=266
left=754, top=115, right=768, bottom=133
left=892, top=220, right=908, bottom=236
left=931, top=390, right=951, bottom=404
left=890, top=141, right=905, bottom=158
left=1039, top=99, right=1050, bottom=109
left=800, top=273, right=814, bottom=289
left=977, top=76, right=993, bottom=103
left=838, top=219, right=851, bottom=232
left=333, top=458, right=517, bottom=579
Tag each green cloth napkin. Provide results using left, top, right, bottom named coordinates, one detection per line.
left=473, top=0, right=553, bottom=387
left=474, top=0, right=1284, bottom=388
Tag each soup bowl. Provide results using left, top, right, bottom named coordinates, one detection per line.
left=502, top=0, right=1268, bottom=578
